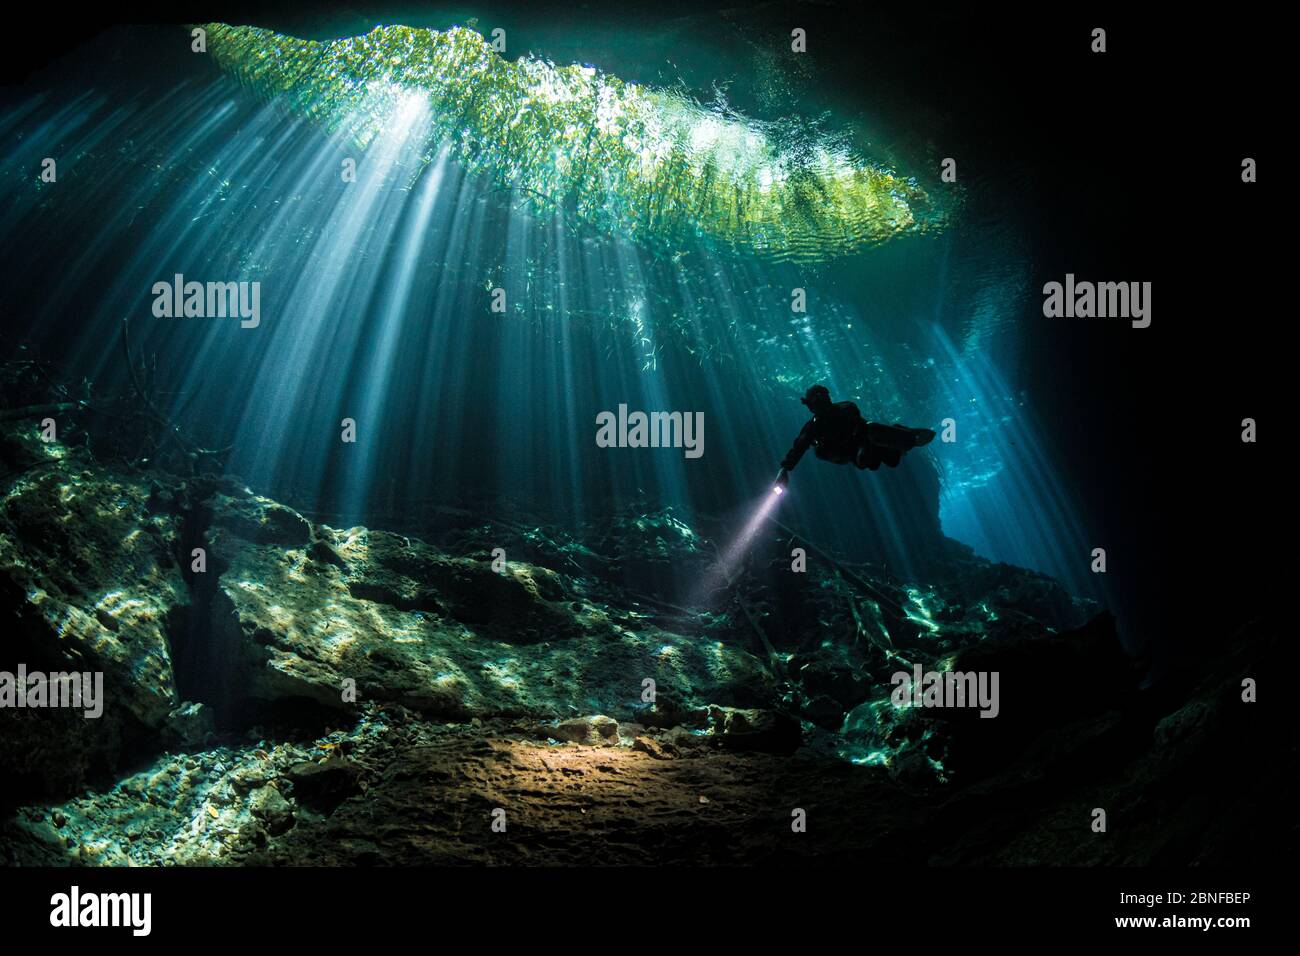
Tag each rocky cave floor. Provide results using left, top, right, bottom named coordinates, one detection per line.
left=0, top=422, right=1288, bottom=866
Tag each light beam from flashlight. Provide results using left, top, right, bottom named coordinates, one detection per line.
left=696, top=484, right=786, bottom=602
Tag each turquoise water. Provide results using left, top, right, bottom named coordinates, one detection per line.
left=0, top=17, right=1106, bottom=607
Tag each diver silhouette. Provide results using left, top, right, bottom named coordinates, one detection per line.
left=775, top=385, right=935, bottom=490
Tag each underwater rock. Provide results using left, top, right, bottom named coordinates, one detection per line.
left=887, top=748, right=938, bottom=788
left=0, top=434, right=1100, bottom=806
left=927, top=542, right=1098, bottom=632
left=0, top=431, right=187, bottom=794
left=0, top=708, right=129, bottom=805
left=0, top=447, right=184, bottom=729
left=631, top=735, right=676, bottom=760
left=6, top=621, right=1282, bottom=867
left=547, top=715, right=621, bottom=746
left=306, top=538, right=348, bottom=569
left=800, top=694, right=847, bottom=730
left=639, top=691, right=709, bottom=729
left=248, top=784, right=294, bottom=835
left=923, top=612, right=1135, bottom=780
left=13, top=438, right=1255, bottom=867
left=165, top=701, right=216, bottom=747
left=0, top=442, right=754, bottom=805
left=199, top=488, right=778, bottom=723
left=797, top=657, right=872, bottom=711
left=709, top=706, right=802, bottom=755
left=208, top=490, right=312, bottom=547
left=1152, top=697, right=1217, bottom=756
left=5, top=740, right=276, bottom=864
left=593, top=508, right=714, bottom=597
left=284, top=756, right=361, bottom=813
left=925, top=620, right=1284, bottom=865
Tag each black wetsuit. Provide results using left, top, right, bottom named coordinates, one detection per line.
left=781, top=401, right=908, bottom=472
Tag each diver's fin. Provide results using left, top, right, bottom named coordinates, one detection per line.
left=867, top=422, right=936, bottom=451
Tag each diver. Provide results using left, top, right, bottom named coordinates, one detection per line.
left=774, top=385, right=935, bottom=491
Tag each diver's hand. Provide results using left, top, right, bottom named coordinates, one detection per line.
left=773, top=468, right=790, bottom=492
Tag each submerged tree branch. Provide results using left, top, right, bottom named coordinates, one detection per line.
left=119, top=316, right=234, bottom=465
left=0, top=401, right=85, bottom=422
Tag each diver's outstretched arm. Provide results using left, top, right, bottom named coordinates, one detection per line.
left=780, top=420, right=815, bottom=471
